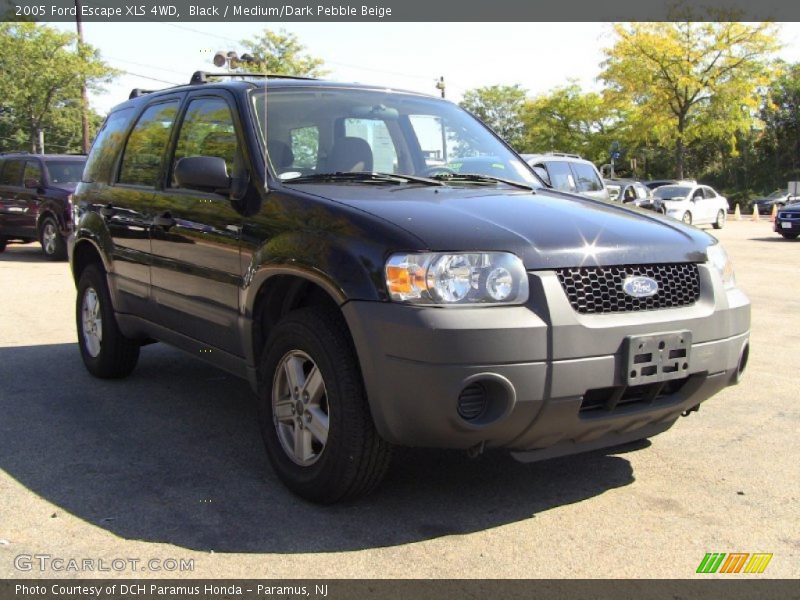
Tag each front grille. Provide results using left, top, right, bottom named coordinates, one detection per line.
left=556, top=263, right=700, bottom=314
left=779, top=211, right=800, bottom=219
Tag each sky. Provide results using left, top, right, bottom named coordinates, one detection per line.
left=48, top=21, right=800, bottom=115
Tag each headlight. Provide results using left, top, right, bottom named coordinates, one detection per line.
left=706, top=243, right=736, bottom=290
left=385, top=252, right=528, bottom=306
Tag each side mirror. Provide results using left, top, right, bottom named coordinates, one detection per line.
left=24, top=178, right=40, bottom=189
left=174, top=156, right=230, bottom=194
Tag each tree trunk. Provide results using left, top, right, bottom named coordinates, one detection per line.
left=675, top=114, right=686, bottom=180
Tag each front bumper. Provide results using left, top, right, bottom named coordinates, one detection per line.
left=343, top=264, right=750, bottom=457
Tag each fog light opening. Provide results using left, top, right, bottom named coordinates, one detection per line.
left=456, top=374, right=515, bottom=427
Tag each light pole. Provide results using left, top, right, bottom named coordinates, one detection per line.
left=435, top=76, right=446, bottom=99
left=75, top=0, right=90, bottom=154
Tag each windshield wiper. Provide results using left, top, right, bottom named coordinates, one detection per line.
left=430, top=172, right=534, bottom=191
left=283, top=172, right=444, bottom=186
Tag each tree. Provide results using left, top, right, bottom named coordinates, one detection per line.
left=459, top=85, right=527, bottom=150
left=239, top=29, right=326, bottom=77
left=0, top=23, right=115, bottom=153
left=756, top=61, right=800, bottom=189
left=519, top=82, right=627, bottom=164
left=600, top=21, right=780, bottom=178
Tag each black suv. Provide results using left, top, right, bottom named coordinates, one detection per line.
left=69, top=73, right=750, bottom=503
left=0, top=152, right=86, bottom=259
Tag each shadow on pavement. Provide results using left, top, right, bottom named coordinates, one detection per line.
left=748, top=236, right=798, bottom=243
left=0, top=244, right=53, bottom=263
left=0, top=342, right=638, bottom=553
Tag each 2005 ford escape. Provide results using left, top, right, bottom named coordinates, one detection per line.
left=69, top=73, right=750, bottom=503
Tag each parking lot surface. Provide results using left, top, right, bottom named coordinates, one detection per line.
left=0, top=220, right=797, bottom=578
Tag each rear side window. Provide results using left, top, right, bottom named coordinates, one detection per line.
left=542, top=161, right=576, bottom=192
left=0, top=160, right=24, bottom=186
left=571, top=162, right=603, bottom=192
left=119, top=101, right=180, bottom=187
left=83, top=108, right=135, bottom=183
left=23, top=161, right=43, bottom=186
left=703, top=187, right=717, bottom=198
left=290, top=126, right=319, bottom=170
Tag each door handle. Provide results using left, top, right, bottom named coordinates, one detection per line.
left=100, top=204, right=115, bottom=218
left=153, top=212, right=176, bottom=228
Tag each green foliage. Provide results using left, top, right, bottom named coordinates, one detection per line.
left=600, top=21, right=780, bottom=178
left=0, top=22, right=115, bottom=153
left=239, top=29, right=327, bottom=77
left=459, top=85, right=527, bottom=150
left=755, top=61, right=800, bottom=189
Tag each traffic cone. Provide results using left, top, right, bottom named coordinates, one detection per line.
left=771, top=204, right=778, bottom=222
left=752, top=205, right=760, bottom=222
left=734, top=204, right=741, bottom=220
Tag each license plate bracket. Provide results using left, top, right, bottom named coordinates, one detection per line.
left=624, top=331, right=692, bottom=385
left=782, top=221, right=792, bottom=229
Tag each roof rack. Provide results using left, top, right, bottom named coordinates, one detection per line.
left=189, top=70, right=318, bottom=85
left=129, top=88, right=155, bottom=99
left=545, top=152, right=583, bottom=159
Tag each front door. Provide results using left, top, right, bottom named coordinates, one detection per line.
left=149, top=92, right=246, bottom=355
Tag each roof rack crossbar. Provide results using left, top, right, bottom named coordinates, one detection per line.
left=189, top=70, right=318, bottom=85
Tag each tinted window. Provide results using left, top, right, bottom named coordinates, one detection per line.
left=542, top=161, right=576, bottom=192
left=46, top=161, right=85, bottom=184
left=0, top=160, right=24, bottom=186
left=571, top=162, right=603, bottom=192
left=171, top=97, right=241, bottom=187
left=83, top=108, right=135, bottom=183
left=23, top=161, right=43, bottom=186
left=653, top=185, right=692, bottom=198
left=119, top=101, right=180, bottom=187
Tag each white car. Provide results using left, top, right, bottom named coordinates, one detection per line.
left=652, top=184, right=729, bottom=229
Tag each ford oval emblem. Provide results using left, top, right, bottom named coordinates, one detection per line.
left=622, top=276, right=659, bottom=298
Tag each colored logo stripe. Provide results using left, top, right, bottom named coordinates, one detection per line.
left=696, top=553, right=773, bottom=574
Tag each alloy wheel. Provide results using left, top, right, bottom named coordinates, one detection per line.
left=81, top=287, right=103, bottom=358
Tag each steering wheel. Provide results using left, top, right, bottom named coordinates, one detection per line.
left=420, top=166, right=457, bottom=177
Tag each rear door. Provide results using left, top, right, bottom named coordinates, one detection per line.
left=107, top=98, right=181, bottom=317
left=0, top=160, right=27, bottom=236
left=149, top=91, right=246, bottom=355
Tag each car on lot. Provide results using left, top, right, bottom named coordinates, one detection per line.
left=652, top=183, right=729, bottom=228
left=604, top=178, right=655, bottom=209
left=774, top=205, right=800, bottom=239
left=0, top=152, right=86, bottom=259
left=69, top=73, right=750, bottom=503
left=753, top=189, right=800, bottom=215
left=520, top=153, right=610, bottom=201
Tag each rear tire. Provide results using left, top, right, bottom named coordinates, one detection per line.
left=712, top=209, right=726, bottom=229
left=76, top=264, right=140, bottom=378
left=256, top=306, right=392, bottom=503
left=682, top=211, right=692, bottom=225
left=39, top=216, right=67, bottom=260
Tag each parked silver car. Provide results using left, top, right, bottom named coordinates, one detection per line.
left=521, top=153, right=610, bottom=201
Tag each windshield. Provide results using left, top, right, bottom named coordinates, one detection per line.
left=250, top=88, right=539, bottom=187
left=45, top=160, right=85, bottom=184
left=767, top=190, right=787, bottom=199
left=653, top=185, right=691, bottom=199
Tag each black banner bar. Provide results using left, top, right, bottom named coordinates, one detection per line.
left=3, top=0, right=800, bottom=22
left=2, top=580, right=800, bottom=600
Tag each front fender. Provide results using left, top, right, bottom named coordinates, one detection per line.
left=69, top=210, right=115, bottom=277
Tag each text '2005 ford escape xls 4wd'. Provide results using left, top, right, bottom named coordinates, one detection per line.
left=69, top=73, right=750, bottom=503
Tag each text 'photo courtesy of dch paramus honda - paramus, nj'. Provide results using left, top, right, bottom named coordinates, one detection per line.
left=68, top=71, right=750, bottom=503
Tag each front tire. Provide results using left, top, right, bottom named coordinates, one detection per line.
left=39, top=216, right=67, bottom=260
left=712, top=209, right=726, bottom=229
left=76, top=264, right=140, bottom=378
left=682, top=211, right=692, bottom=225
left=256, top=306, right=392, bottom=503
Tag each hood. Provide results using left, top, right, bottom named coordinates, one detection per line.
left=292, top=184, right=712, bottom=269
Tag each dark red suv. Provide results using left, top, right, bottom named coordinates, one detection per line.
left=0, top=152, right=86, bottom=259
